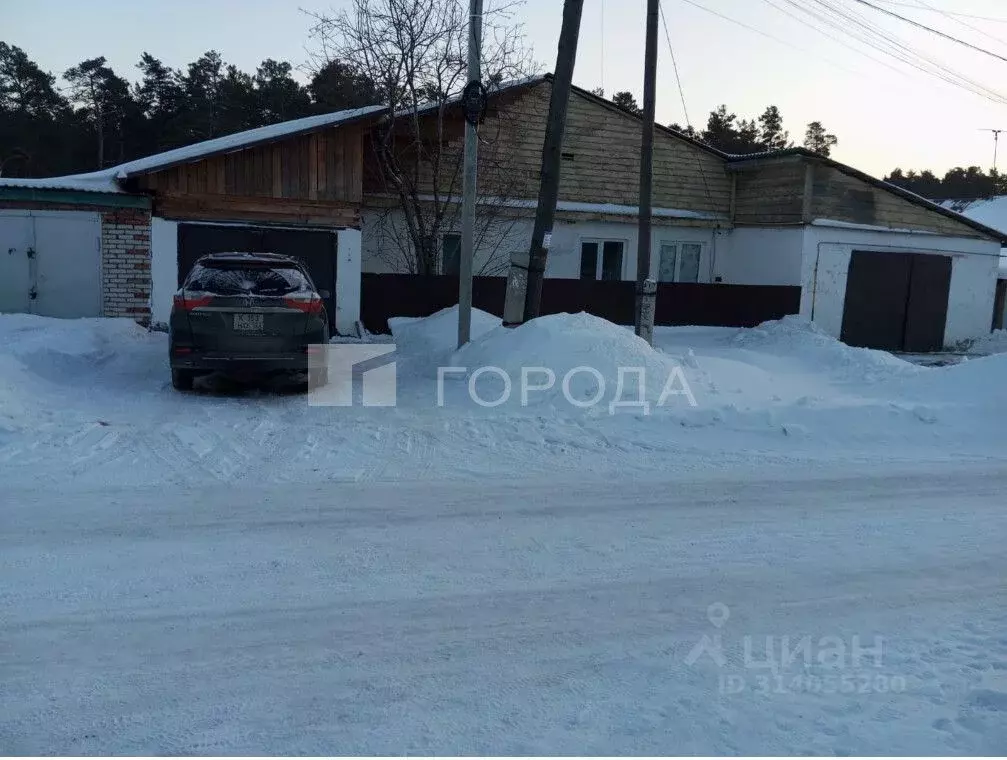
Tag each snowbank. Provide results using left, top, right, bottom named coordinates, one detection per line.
left=969, top=329, right=1007, bottom=356
left=732, top=315, right=918, bottom=381
left=1, top=311, right=1006, bottom=488
left=453, top=311, right=690, bottom=409
left=390, top=305, right=501, bottom=358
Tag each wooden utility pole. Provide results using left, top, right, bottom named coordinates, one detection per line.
left=518, top=0, right=584, bottom=324
left=458, top=0, right=483, bottom=348
left=635, top=0, right=659, bottom=344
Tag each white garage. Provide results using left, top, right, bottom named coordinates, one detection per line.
left=0, top=179, right=154, bottom=321
left=0, top=210, right=103, bottom=318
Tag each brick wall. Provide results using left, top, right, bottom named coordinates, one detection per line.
left=100, top=209, right=152, bottom=323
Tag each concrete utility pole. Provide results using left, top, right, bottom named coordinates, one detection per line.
left=458, top=0, right=483, bottom=348
left=634, top=0, right=659, bottom=345
left=515, top=0, right=584, bottom=325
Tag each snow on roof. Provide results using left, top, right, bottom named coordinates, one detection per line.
left=943, top=195, right=1007, bottom=238
left=0, top=103, right=386, bottom=195
left=109, top=103, right=386, bottom=178
left=0, top=173, right=123, bottom=194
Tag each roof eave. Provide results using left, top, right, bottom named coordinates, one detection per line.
left=0, top=185, right=150, bottom=208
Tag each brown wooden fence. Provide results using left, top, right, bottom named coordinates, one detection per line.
left=360, top=273, right=801, bottom=334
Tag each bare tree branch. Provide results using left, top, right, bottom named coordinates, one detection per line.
left=306, top=0, right=538, bottom=276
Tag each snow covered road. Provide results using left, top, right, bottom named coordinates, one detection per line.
left=3, top=468, right=1007, bottom=755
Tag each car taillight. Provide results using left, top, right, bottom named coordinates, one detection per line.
left=284, top=294, right=324, bottom=313
left=173, top=293, right=213, bottom=310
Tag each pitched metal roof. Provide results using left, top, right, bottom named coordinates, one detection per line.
left=0, top=104, right=386, bottom=193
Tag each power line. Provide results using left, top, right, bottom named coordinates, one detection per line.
left=677, top=0, right=864, bottom=75
left=851, top=0, right=1007, bottom=63
left=657, top=1, right=714, bottom=206
left=819, top=0, right=1007, bottom=101
left=761, top=0, right=903, bottom=76
left=659, top=1, right=692, bottom=128
left=873, top=1, right=1007, bottom=24
left=911, top=0, right=1007, bottom=50
left=843, top=0, right=1007, bottom=101
left=795, top=0, right=1007, bottom=105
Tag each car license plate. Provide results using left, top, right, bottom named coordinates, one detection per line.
left=233, top=313, right=264, bottom=332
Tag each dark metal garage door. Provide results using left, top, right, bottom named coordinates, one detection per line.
left=177, top=224, right=337, bottom=329
left=840, top=250, right=951, bottom=352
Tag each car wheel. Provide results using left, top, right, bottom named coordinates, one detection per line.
left=171, top=369, right=195, bottom=391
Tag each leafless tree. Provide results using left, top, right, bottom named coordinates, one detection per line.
left=305, top=0, right=537, bottom=275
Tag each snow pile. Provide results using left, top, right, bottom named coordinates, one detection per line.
left=902, top=351, right=1007, bottom=400
left=452, top=312, right=693, bottom=411
left=0, top=315, right=157, bottom=436
left=969, top=329, right=1007, bottom=356
left=0, top=314, right=145, bottom=380
left=390, top=305, right=501, bottom=359
left=732, top=315, right=919, bottom=382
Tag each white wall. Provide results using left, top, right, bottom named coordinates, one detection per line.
left=361, top=207, right=719, bottom=282
left=150, top=217, right=178, bottom=326
left=714, top=227, right=804, bottom=286
left=361, top=208, right=534, bottom=276
left=545, top=220, right=716, bottom=281
left=0, top=209, right=102, bottom=318
left=0, top=211, right=34, bottom=313
left=801, top=224, right=1001, bottom=347
left=335, top=228, right=361, bottom=335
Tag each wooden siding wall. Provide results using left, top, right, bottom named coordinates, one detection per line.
left=363, top=83, right=732, bottom=218
left=732, top=161, right=806, bottom=225
left=137, top=125, right=364, bottom=227
left=810, top=166, right=983, bottom=237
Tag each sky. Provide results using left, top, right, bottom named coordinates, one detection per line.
left=5, top=0, right=1007, bottom=177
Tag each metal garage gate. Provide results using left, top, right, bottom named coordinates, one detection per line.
left=177, top=224, right=338, bottom=330
left=0, top=211, right=102, bottom=318
left=840, top=250, right=952, bottom=352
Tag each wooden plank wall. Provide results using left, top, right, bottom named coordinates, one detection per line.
left=810, top=166, right=984, bottom=237
left=136, top=124, right=364, bottom=226
left=363, top=83, right=732, bottom=218
left=732, top=161, right=807, bottom=225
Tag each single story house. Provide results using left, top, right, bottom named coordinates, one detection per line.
left=0, top=105, right=383, bottom=334
left=1, top=76, right=1004, bottom=351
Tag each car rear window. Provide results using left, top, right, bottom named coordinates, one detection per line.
left=185, top=264, right=312, bottom=296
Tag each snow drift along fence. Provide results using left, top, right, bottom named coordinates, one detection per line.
left=360, top=274, right=800, bottom=334
left=358, top=271, right=797, bottom=334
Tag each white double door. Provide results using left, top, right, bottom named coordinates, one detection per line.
left=0, top=211, right=102, bottom=317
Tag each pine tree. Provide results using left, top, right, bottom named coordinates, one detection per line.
left=611, top=90, right=641, bottom=114
left=63, top=56, right=133, bottom=168
left=309, top=60, right=382, bottom=112
left=182, top=51, right=225, bottom=140
left=255, top=59, right=312, bottom=124
left=803, top=121, right=837, bottom=157
left=758, top=105, right=790, bottom=151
